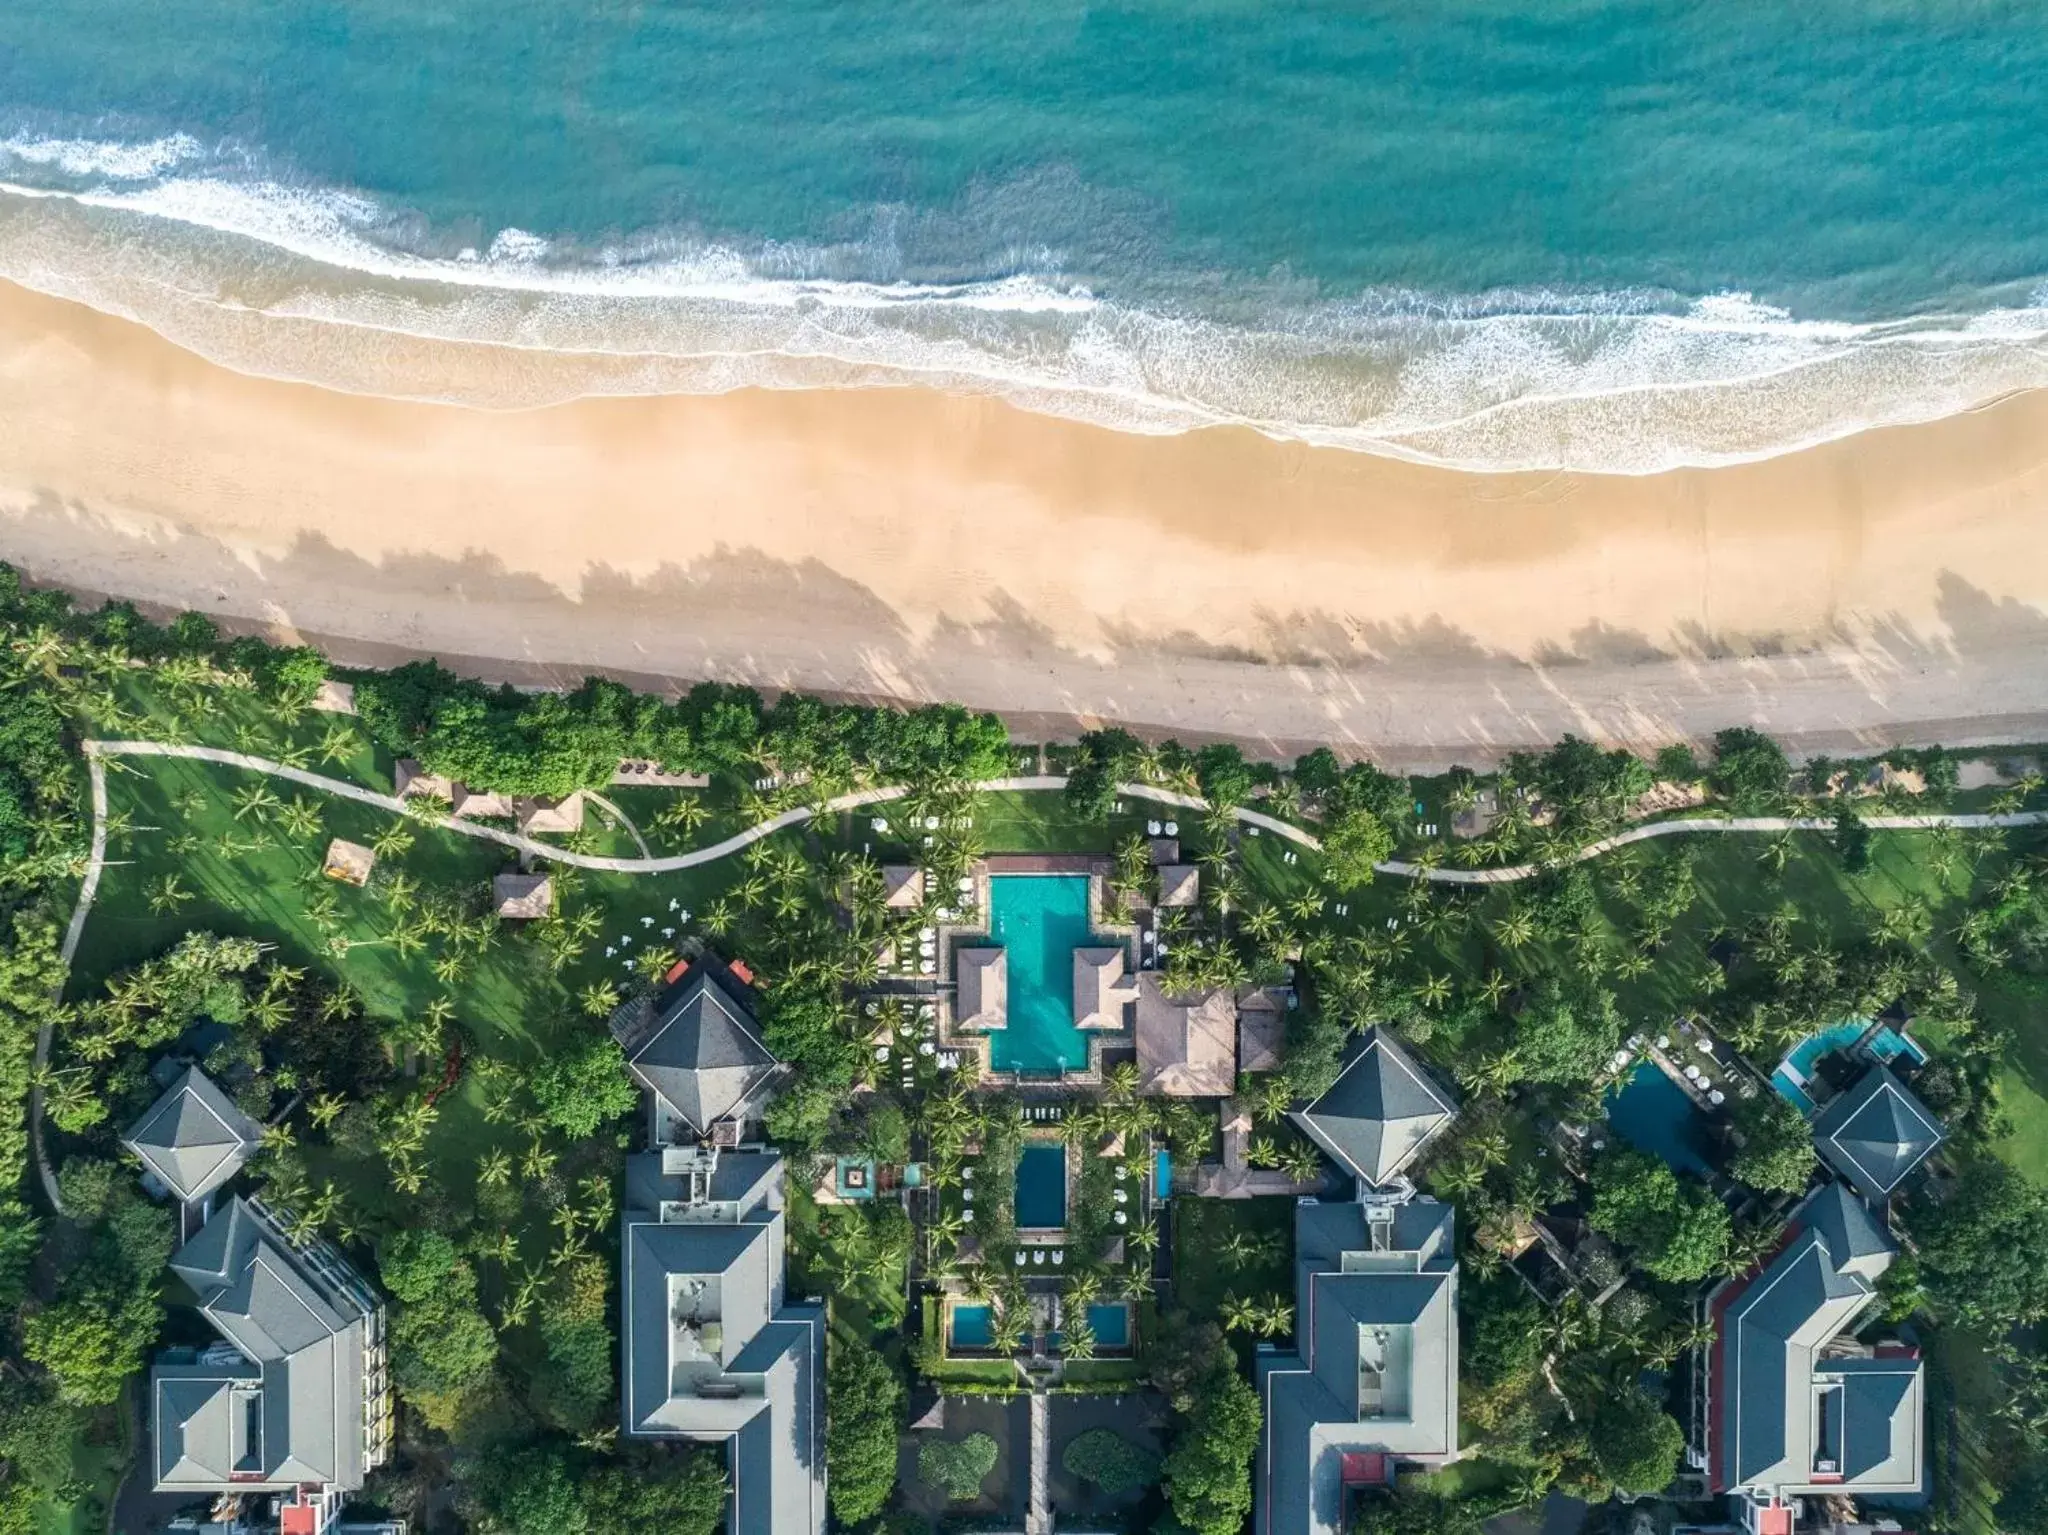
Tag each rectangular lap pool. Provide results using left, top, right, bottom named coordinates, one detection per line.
left=950, top=1303, right=994, bottom=1350
left=985, top=875, right=1095, bottom=1073
left=1017, top=1144, right=1069, bottom=1230
left=1604, top=1061, right=1713, bottom=1179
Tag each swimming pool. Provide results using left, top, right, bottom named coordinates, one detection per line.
left=1017, top=1144, right=1069, bottom=1230
left=1604, top=1061, right=1713, bottom=1179
left=983, top=875, right=1095, bottom=1073
left=1086, top=1302, right=1132, bottom=1350
left=950, top=1303, right=994, bottom=1350
left=1772, top=1018, right=1928, bottom=1113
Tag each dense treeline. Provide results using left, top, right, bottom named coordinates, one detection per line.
left=356, top=662, right=1014, bottom=798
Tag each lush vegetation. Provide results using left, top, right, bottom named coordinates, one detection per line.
left=7, top=565, right=2048, bottom=1535
left=917, top=1431, right=1000, bottom=1501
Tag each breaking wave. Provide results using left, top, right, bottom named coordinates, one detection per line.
left=2, top=128, right=2046, bottom=475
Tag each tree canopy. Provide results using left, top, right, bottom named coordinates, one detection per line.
left=1589, top=1389, right=1684, bottom=1494
left=827, top=1341, right=905, bottom=1524
left=1729, top=1092, right=1817, bottom=1195
left=1587, top=1149, right=1730, bottom=1283
left=919, top=1432, right=1000, bottom=1501
left=1907, top=1161, right=2048, bottom=1327
left=1160, top=1351, right=1262, bottom=1535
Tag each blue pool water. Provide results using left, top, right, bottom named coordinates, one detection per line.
left=984, top=875, right=1095, bottom=1074
left=950, top=1304, right=994, bottom=1350
left=1087, top=1303, right=1132, bottom=1350
left=1772, top=1019, right=1927, bottom=1113
left=1016, top=1144, right=1069, bottom=1230
left=1604, top=1062, right=1712, bottom=1179
left=1154, top=1149, right=1173, bottom=1199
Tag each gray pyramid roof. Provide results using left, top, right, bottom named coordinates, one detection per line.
left=621, top=970, right=778, bottom=1134
left=1814, top=1065, right=1945, bottom=1197
left=124, top=1066, right=264, bottom=1203
left=1289, top=1031, right=1456, bottom=1186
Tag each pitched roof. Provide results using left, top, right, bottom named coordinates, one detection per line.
left=1157, top=864, right=1201, bottom=907
left=124, top=1066, right=264, bottom=1203
left=617, top=970, right=778, bottom=1135
left=1289, top=1031, right=1456, bottom=1187
left=1135, top=974, right=1238, bottom=1096
left=620, top=1149, right=825, bottom=1535
left=955, top=947, right=1008, bottom=1031
left=1713, top=1183, right=1922, bottom=1498
left=155, top=1198, right=379, bottom=1494
left=493, top=872, right=555, bottom=919
left=1813, top=1065, right=1945, bottom=1197
left=1256, top=1199, right=1459, bottom=1535
left=881, top=866, right=924, bottom=909
left=1073, top=948, right=1138, bottom=1030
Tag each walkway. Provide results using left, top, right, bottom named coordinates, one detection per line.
left=1027, top=1390, right=1051, bottom=1535
left=1376, top=808, right=2048, bottom=884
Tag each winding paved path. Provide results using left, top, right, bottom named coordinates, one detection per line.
left=38, top=739, right=2047, bottom=1215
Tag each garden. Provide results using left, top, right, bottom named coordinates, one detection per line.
left=3, top=569, right=2048, bottom=1535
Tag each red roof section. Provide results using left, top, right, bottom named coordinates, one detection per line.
left=1340, top=1452, right=1388, bottom=1486
left=280, top=1506, right=318, bottom=1535
left=728, top=958, right=756, bottom=985
left=665, top=957, right=692, bottom=985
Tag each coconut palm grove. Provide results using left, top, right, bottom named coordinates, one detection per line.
left=5, top=564, right=2048, bottom=1535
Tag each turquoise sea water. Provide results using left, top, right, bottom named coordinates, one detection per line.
left=1, top=1, right=2045, bottom=470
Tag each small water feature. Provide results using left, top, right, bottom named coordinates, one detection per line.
left=1772, top=1018, right=1928, bottom=1114
left=950, top=1303, right=995, bottom=1350
left=1086, top=1302, right=1132, bottom=1350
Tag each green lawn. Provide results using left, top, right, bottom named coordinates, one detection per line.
left=1169, top=1196, right=1294, bottom=1329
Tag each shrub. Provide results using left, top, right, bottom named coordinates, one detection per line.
left=1062, top=1428, right=1160, bottom=1496
left=919, top=1433, right=999, bottom=1501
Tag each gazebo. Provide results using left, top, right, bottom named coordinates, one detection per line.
left=493, top=872, right=555, bottom=920
left=322, top=839, right=376, bottom=887
left=1156, top=864, right=1201, bottom=908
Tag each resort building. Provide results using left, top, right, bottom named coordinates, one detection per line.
left=610, top=963, right=782, bottom=1145
left=1703, top=1182, right=1924, bottom=1525
left=449, top=783, right=515, bottom=820
left=1811, top=1065, right=1946, bottom=1201
left=1289, top=1030, right=1458, bottom=1189
left=955, top=946, right=1009, bottom=1032
left=515, top=792, right=586, bottom=835
left=1256, top=1196, right=1461, bottom=1535
left=1237, top=987, right=1287, bottom=1074
left=620, top=1141, right=826, bottom=1535
left=1134, top=973, right=1238, bottom=1097
left=151, top=1196, right=391, bottom=1534
left=881, top=864, right=925, bottom=910
left=392, top=758, right=453, bottom=802
left=492, top=871, right=555, bottom=920
left=124, top=1064, right=264, bottom=1212
left=1073, top=947, right=1140, bottom=1031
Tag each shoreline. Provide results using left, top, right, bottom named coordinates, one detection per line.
left=6, top=279, right=2048, bottom=770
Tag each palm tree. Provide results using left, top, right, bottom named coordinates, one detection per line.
left=1493, top=907, right=1537, bottom=950
left=1280, top=1142, right=1324, bottom=1184
left=1062, top=1320, right=1097, bottom=1361
left=1258, top=1298, right=1295, bottom=1338
left=147, top=873, right=193, bottom=915
left=991, top=1309, right=1029, bottom=1355
left=231, top=782, right=280, bottom=822
left=1246, top=1136, right=1280, bottom=1170
left=1221, top=1293, right=1262, bottom=1335
left=278, top=798, right=323, bottom=841
left=1127, top=1223, right=1161, bottom=1261
left=477, top=1149, right=514, bottom=1188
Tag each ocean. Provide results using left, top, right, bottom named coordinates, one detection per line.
left=0, top=0, right=2044, bottom=473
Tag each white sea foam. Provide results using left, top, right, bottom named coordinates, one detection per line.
left=1, top=128, right=2046, bottom=475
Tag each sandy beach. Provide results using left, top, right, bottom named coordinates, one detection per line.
left=3, top=278, right=2048, bottom=769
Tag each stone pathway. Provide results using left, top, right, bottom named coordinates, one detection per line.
left=1027, top=1390, right=1051, bottom=1535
